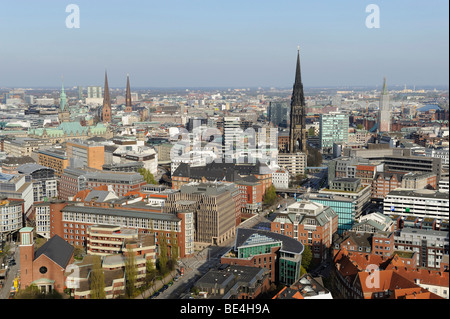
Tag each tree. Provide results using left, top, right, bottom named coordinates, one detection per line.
left=263, top=185, right=277, bottom=206
left=307, top=144, right=322, bottom=167
left=144, top=258, right=158, bottom=291
left=14, top=285, right=63, bottom=299
left=157, top=232, right=169, bottom=276
left=125, top=247, right=138, bottom=298
left=90, top=255, right=106, bottom=299
left=169, top=226, right=179, bottom=273
left=138, top=168, right=158, bottom=185
left=301, top=245, right=313, bottom=271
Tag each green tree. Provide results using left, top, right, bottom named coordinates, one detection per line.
left=169, top=226, right=179, bottom=272
left=90, top=255, right=106, bottom=299
left=307, top=144, right=322, bottom=167
left=356, top=124, right=364, bottom=130
left=144, top=258, right=158, bottom=291
left=301, top=245, right=313, bottom=271
left=263, top=185, right=277, bottom=206
left=138, top=168, right=158, bottom=185
left=125, top=247, right=138, bottom=298
left=14, top=285, right=63, bottom=299
left=157, top=232, right=169, bottom=276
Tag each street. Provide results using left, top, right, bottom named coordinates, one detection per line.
left=0, top=242, right=20, bottom=299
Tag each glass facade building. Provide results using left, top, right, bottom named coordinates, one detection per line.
left=308, top=196, right=356, bottom=235
left=319, top=112, right=349, bottom=149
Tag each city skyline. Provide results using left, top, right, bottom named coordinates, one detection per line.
left=0, top=0, right=448, bottom=88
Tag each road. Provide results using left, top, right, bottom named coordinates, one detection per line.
left=306, top=169, right=328, bottom=190
left=0, top=242, right=20, bottom=299
left=154, top=198, right=298, bottom=299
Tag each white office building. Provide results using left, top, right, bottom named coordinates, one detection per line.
left=384, top=188, right=449, bottom=221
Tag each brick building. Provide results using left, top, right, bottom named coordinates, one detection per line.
left=371, top=172, right=404, bottom=201
left=19, top=227, right=75, bottom=294
left=171, top=162, right=272, bottom=214
left=163, top=182, right=242, bottom=247
left=37, top=200, right=194, bottom=258
left=271, top=200, right=338, bottom=262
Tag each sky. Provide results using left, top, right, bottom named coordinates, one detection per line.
left=0, top=0, right=448, bottom=88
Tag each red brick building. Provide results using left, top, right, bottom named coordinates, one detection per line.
left=41, top=200, right=194, bottom=258
left=371, top=172, right=405, bottom=201
left=271, top=201, right=339, bottom=262
left=19, top=227, right=74, bottom=294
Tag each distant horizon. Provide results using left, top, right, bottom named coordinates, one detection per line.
left=2, top=84, right=449, bottom=91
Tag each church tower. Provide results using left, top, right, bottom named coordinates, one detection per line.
left=288, top=48, right=307, bottom=154
left=19, top=227, right=35, bottom=289
left=58, top=78, right=70, bottom=123
left=102, top=71, right=112, bottom=123
left=124, top=74, right=133, bottom=113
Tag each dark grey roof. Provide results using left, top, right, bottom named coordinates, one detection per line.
left=173, top=161, right=270, bottom=184
left=17, top=163, right=52, bottom=175
left=61, top=205, right=180, bottom=222
left=234, top=228, right=304, bottom=255
left=34, top=235, right=74, bottom=269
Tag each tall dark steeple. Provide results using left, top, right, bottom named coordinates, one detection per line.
left=288, top=47, right=307, bottom=154
left=125, top=74, right=132, bottom=113
left=102, top=70, right=112, bottom=123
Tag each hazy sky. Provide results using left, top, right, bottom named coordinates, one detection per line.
left=0, top=0, right=448, bottom=88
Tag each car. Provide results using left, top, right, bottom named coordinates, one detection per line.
left=8, top=260, right=16, bottom=266
left=152, top=291, right=160, bottom=297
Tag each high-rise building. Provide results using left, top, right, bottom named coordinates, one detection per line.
left=268, top=101, right=289, bottom=127
left=378, top=77, right=391, bottom=133
left=87, top=86, right=102, bottom=99
left=319, top=112, right=349, bottom=149
left=288, top=48, right=307, bottom=154
left=77, top=86, right=83, bottom=100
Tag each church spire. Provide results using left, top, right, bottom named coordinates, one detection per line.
left=288, top=47, right=307, bottom=154
left=125, top=73, right=132, bottom=112
left=102, top=70, right=112, bottom=123
left=291, top=46, right=305, bottom=107
left=60, top=76, right=67, bottom=112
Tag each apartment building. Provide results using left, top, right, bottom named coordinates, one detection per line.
left=271, top=200, right=338, bottom=262
left=277, top=152, right=307, bottom=177
left=394, top=227, right=449, bottom=269
left=0, top=197, right=24, bottom=242
left=41, top=200, right=193, bottom=258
